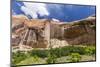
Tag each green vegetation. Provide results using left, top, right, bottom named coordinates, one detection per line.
left=12, top=45, right=96, bottom=65
left=46, top=48, right=57, bottom=64
left=17, top=55, right=45, bottom=65
left=84, top=46, right=95, bottom=55
left=30, top=49, right=48, bottom=58
left=68, top=53, right=81, bottom=62
left=12, top=51, right=28, bottom=64
left=32, top=55, right=40, bottom=62
left=46, top=53, right=57, bottom=64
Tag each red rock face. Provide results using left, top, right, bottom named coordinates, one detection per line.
left=12, top=15, right=96, bottom=49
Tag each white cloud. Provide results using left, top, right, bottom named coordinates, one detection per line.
left=20, top=2, right=49, bottom=18
left=12, top=10, right=16, bottom=15
left=52, top=18, right=60, bottom=22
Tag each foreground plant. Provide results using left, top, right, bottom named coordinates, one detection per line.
left=46, top=53, right=57, bottom=64
left=84, top=47, right=95, bottom=55
left=32, top=55, right=40, bottom=63
left=46, top=47, right=57, bottom=64
left=68, top=53, right=81, bottom=62
left=12, top=51, right=28, bottom=64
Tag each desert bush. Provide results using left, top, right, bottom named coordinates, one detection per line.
left=68, top=53, right=81, bottom=62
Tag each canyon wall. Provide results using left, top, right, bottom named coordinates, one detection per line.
left=12, top=15, right=96, bottom=49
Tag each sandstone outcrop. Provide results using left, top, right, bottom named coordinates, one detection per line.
left=12, top=15, right=96, bottom=50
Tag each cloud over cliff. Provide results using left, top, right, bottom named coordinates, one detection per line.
left=12, top=1, right=95, bottom=22
left=20, top=2, right=49, bottom=18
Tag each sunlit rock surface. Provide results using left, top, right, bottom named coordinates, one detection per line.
left=12, top=15, right=96, bottom=50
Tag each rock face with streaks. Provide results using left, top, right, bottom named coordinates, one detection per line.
left=62, top=16, right=96, bottom=45
left=12, top=15, right=96, bottom=49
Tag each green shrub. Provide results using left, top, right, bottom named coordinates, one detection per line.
left=32, top=55, right=39, bottom=62
left=30, top=46, right=95, bottom=58
left=68, top=53, right=81, bottom=62
left=30, top=49, right=48, bottom=58
left=84, top=47, right=95, bottom=55
left=12, top=46, right=96, bottom=65
left=46, top=53, right=57, bottom=64
left=52, top=46, right=85, bottom=57
left=12, top=51, right=28, bottom=64
left=62, top=46, right=85, bottom=55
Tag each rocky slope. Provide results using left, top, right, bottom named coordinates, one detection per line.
left=12, top=15, right=96, bottom=49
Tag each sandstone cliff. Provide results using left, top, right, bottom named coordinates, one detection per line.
left=12, top=15, right=96, bottom=49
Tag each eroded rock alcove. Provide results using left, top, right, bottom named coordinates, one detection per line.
left=12, top=15, right=96, bottom=51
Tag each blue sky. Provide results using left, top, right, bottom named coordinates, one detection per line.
left=12, top=0, right=96, bottom=22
